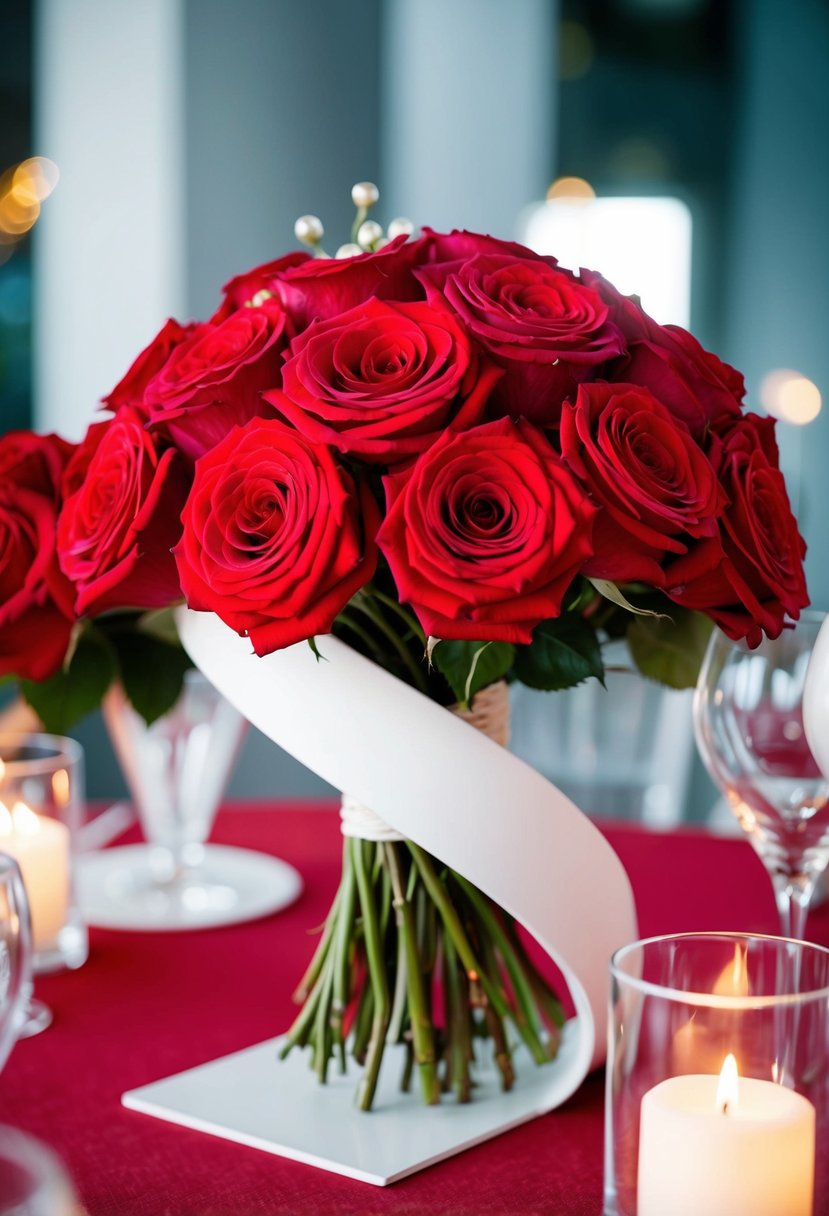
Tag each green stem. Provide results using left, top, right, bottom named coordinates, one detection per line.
left=313, top=952, right=336, bottom=1083
left=443, top=933, right=472, bottom=1102
left=455, top=874, right=550, bottom=1065
left=387, top=920, right=408, bottom=1045
left=330, top=842, right=357, bottom=1072
left=335, top=609, right=386, bottom=663
left=407, top=843, right=509, bottom=1020
left=385, top=843, right=439, bottom=1105
left=291, top=881, right=341, bottom=1001
left=349, top=594, right=429, bottom=693
left=352, top=838, right=391, bottom=1110
left=368, top=588, right=426, bottom=645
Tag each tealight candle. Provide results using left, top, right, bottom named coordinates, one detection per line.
left=0, top=798, right=70, bottom=951
left=638, top=1054, right=815, bottom=1216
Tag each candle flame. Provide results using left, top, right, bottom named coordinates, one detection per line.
left=717, top=1053, right=739, bottom=1115
left=714, top=944, right=749, bottom=997
left=51, top=767, right=70, bottom=806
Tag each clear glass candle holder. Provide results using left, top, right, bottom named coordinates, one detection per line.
left=0, top=734, right=88, bottom=974
left=605, top=932, right=829, bottom=1216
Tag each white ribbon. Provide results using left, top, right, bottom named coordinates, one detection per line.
left=177, top=609, right=637, bottom=1103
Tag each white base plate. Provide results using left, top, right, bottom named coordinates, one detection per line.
left=122, top=1027, right=577, bottom=1185
left=75, top=843, right=303, bottom=931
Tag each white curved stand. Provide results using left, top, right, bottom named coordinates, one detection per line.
left=123, top=610, right=637, bottom=1184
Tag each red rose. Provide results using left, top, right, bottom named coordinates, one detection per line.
left=560, top=382, right=725, bottom=585
left=581, top=269, right=744, bottom=436
left=377, top=417, right=596, bottom=643
left=101, top=318, right=196, bottom=414
left=274, top=235, right=424, bottom=330
left=267, top=298, right=501, bottom=464
left=57, top=408, right=189, bottom=617
left=419, top=228, right=560, bottom=268
left=174, top=418, right=379, bottom=654
left=144, top=300, right=288, bottom=458
left=0, top=432, right=76, bottom=681
left=217, top=250, right=311, bottom=319
left=417, top=252, right=625, bottom=424
left=664, top=414, right=808, bottom=645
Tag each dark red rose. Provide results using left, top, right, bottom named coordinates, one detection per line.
left=215, top=250, right=311, bottom=320
left=560, top=382, right=725, bottom=585
left=144, top=300, right=288, bottom=458
left=102, top=318, right=196, bottom=414
left=0, top=432, right=76, bottom=681
left=0, top=429, right=74, bottom=497
left=267, top=298, right=501, bottom=464
left=664, top=413, right=808, bottom=645
left=174, top=417, right=379, bottom=654
left=274, top=235, right=424, bottom=330
left=419, top=227, right=560, bottom=269
left=377, top=416, right=596, bottom=643
left=417, top=253, right=625, bottom=424
left=57, top=408, right=189, bottom=617
left=580, top=269, right=744, bottom=437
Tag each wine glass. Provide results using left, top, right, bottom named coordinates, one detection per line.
left=694, top=611, right=829, bottom=941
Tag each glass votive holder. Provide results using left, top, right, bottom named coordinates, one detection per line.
left=0, top=1124, right=83, bottom=1214
left=0, top=734, right=88, bottom=974
left=605, top=931, right=829, bottom=1216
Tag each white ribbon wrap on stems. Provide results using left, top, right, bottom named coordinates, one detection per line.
left=177, top=608, right=638, bottom=1103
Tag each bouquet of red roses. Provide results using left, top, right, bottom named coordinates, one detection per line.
left=0, top=184, right=808, bottom=1107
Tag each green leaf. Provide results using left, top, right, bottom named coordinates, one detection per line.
left=627, top=609, right=715, bottom=689
left=110, top=632, right=194, bottom=726
left=513, top=616, right=604, bottom=692
left=138, top=605, right=182, bottom=647
left=433, top=640, right=515, bottom=707
left=308, top=636, right=326, bottom=662
left=588, top=578, right=670, bottom=619
left=20, top=629, right=117, bottom=733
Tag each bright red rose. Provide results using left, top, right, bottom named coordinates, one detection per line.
left=217, top=250, right=311, bottom=319
left=377, top=417, right=596, bottom=643
left=664, top=414, right=808, bottom=645
left=0, top=432, right=76, bottom=681
left=580, top=269, right=744, bottom=437
left=102, top=318, right=196, bottom=414
left=274, top=235, right=424, bottom=330
left=174, top=418, right=379, bottom=654
left=57, top=408, right=189, bottom=617
left=144, top=300, right=288, bottom=458
left=419, top=228, right=560, bottom=269
left=417, top=253, right=625, bottom=424
left=267, top=298, right=501, bottom=464
left=560, top=382, right=725, bottom=585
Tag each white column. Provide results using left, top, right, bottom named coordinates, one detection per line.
left=381, top=0, right=558, bottom=236
left=34, top=0, right=186, bottom=439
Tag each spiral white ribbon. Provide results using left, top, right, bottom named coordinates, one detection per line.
left=177, top=609, right=637, bottom=1105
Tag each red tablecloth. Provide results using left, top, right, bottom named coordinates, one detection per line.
left=4, top=804, right=826, bottom=1216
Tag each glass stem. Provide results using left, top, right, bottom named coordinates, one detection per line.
left=772, top=872, right=813, bottom=941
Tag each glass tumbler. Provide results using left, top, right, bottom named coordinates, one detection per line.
left=605, top=932, right=829, bottom=1216
left=0, top=734, right=87, bottom=974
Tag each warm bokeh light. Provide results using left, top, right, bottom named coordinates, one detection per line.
left=0, top=157, right=59, bottom=244
left=546, top=176, right=596, bottom=201
left=760, top=369, right=822, bottom=426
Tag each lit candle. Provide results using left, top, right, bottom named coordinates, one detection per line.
left=638, top=1055, right=815, bottom=1216
left=0, top=799, right=70, bottom=951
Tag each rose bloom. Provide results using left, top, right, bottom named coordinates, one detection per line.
left=378, top=416, right=596, bottom=643
left=274, top=234, right=424, bottom=330
left=144, top=299, right=288, bottom=459
left=580, top=269, right=744, bottom=438
left=57, top=408, right=189, bottom=617
left=268, top=298, right=501, bottom=464
left=560, top=382, right=725, bottom=586
left=0, top=431, right=76, bottom=681
left=174, top=417, right=379, bottom=654
left=416, top=244, right=625, bottom=424
left=101, top=318, right=195, bottom=414
left=217, top=250, right=311, bottom=318
left=664, top=413, right=808, bottom=645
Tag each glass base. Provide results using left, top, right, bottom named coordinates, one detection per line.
left=33, top=920, right=89, bottom=975
left=17, top=997, right=52, bottom=1038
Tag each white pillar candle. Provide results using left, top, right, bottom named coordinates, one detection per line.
left=638, top=1055, right=815, bottom=1216
left=0, top=800, right=70, bottom=951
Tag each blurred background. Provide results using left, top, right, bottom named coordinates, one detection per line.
left=1, top=0, right=827, bottom=821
